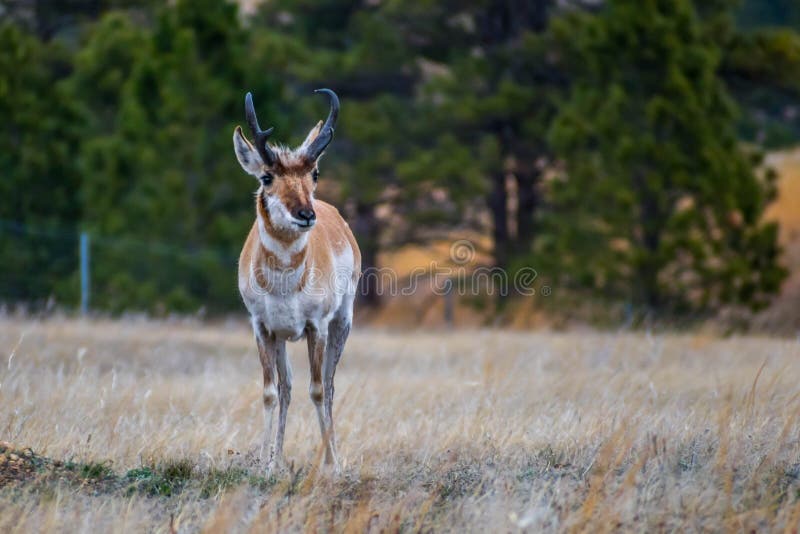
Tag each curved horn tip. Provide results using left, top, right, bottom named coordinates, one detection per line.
left=314, top=88, right=339, bottom=101
left=244, top=92, right=255, bottom=121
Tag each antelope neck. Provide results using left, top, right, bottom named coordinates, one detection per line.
left=256, top=196, right=309, bottom=271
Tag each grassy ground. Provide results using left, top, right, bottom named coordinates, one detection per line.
left=0, top=317, right=798, bottom=532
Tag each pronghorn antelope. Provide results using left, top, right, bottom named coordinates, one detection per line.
left=234, top=89, right=360, bottom=472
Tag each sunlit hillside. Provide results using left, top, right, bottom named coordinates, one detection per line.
left=755, top=149, right=800, bottom=332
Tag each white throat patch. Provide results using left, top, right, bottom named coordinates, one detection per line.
left=257, top=202, right=309, bottom=268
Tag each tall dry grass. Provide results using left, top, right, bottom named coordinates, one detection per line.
left=0, top=317, right=798, bottom=532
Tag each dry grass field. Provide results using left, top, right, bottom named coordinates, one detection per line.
left=0, top=317, right=799, bottom=532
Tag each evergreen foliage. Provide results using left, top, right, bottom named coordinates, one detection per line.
left=544, top=0, right=786, bottom=313
left=0, top=0, right=794, bottom=319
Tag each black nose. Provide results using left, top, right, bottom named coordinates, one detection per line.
left=297, top=208, right=316, bottom=222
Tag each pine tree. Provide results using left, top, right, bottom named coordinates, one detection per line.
left=408, top=0, right=564, bottom=273
left=545, top=0, right=786, bottom=315
left=68, top=0, right=284, bottom=312
left=0, top=23, right=83, bottom=304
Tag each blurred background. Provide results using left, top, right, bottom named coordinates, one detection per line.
left=1, top=0, right=799, bottom=331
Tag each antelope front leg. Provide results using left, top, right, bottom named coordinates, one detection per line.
left=254, top=322, right=288, bottom=474
left=307, top=325, right=336, bottom=467
left=274, top=336, right=291, bottom=466
left=254, top=322, right=277, bottom=466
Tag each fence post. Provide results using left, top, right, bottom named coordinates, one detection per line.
left=443, top=279, right=454, bottom=328
left=80, top=232, right=90, bottom=315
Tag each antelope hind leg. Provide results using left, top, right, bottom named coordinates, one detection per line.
left=323, top=315, right=351, bottom=470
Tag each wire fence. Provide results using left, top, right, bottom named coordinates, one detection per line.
left=0, top=219, right=241, bottom=314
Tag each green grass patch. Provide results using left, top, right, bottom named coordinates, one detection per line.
left=200, top=466, right=249, bottom=498
left=125, top=459, right=195, bottom=497
left=79, top=461, right=115, bottom=480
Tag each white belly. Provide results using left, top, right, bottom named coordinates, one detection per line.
left=242, top=280, right=342, bottom=341
left=257, top=293, right=311, bottom=340
left=240, top=243, right=357, bottom=341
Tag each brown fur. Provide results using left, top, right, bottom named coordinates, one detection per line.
left=270, top=158, right=316, bottom=178
left=239, top=197, right=361, bottom=293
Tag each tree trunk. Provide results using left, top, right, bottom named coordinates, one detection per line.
left=514, top=169, right=539, bottom=255
left=488, top=171, right=509, bottom=271
left=352, top=202, right=381, bottom=307
left=635, top=173, right=664, bottom=312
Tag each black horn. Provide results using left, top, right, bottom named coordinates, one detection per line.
left=304, top=88, right=339, bottom=161
left=244, top=92, right=277, bottom=167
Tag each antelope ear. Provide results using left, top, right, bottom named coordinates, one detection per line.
left=233, top=126, right=263, bottom=177
left=299, top=120, right=323, bottom=152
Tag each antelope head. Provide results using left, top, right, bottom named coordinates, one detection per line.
left=233, top=89, right=339, bottom=233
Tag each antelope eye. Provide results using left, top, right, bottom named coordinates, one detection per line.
left=259, top=172, right=273, bottom=186
left=311, top=168, right=319, bottom=182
